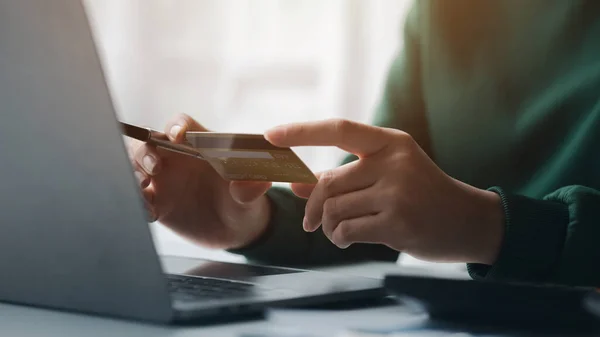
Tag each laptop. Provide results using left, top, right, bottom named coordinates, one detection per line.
left=0, top=0, right=383, bottom=324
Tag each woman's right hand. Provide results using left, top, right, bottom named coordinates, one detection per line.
left=126, top=114, right=273, bottom=249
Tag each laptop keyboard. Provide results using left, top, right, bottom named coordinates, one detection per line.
left=167, top=274, right=255, bottom=302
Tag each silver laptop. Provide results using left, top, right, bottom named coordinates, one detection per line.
left=0, top=0, right=383, bottom=324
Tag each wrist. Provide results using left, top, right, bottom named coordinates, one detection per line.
left=451, top=179, right=505, bottom=265
left=470, top=188, right=505, bottom=265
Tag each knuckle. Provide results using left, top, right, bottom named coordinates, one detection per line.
left=331, top=118, right=353, bottom=140
left=336, top=221, right=355, bottom=244
left=332, top=118, right=350, bottom=131
left=384, top=128, right=412, bottom=146
left=384, top=148, right=408, bottom=172
left=168, top=113, right=192, bottom=132
left=176, top=113, right=205, bottom=132
left=179, top=114, right=194, bottom=126
left=394, top=130, right=415, bottom=147
left=322, top=197, right=339, bottom=222
left=175, top=112, right=192, bottom=123
left=320, top=170, right=336, bottom=191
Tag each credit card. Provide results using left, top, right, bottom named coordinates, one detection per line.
left=186, top=132, right=317, bottom=184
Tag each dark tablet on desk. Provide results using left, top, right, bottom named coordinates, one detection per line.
left=384, top=274, right=600, bottom=330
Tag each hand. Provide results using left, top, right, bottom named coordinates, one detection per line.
left=126, top=114, right=272, bottom=249
left=265, top=119, right=504, bottom=264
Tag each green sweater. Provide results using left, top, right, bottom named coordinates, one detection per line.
left=230, top=0, right=600, bottom=287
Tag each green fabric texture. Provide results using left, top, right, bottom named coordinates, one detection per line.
left=230, top=0, right=600, bottom=286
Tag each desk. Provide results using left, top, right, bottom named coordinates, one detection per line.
left=0, top=261, right=593, bottom=337
left=0, top=302, right=262, bottom=337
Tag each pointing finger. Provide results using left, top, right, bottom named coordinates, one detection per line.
left=265, top=118, right=391, bottom=157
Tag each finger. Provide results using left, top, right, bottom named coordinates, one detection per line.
left=290, top=183, right=317, bottom=199
left=290, top=172, right=323, bottom=198
left=265, top=119, right=391, bottom=157
left=164, top=113, right=209, bottom=143
left=303, top=161, right=377, bottom=232
left=331, top=214, right=386, bottom=249
left=124, top=137, right=144, bottom=159
left=141, top=185, right=158, bottom=222
left=321, top=188, right=381, bottom=240
left=141, top=185, right=154, bottom=204
left=134, top=143, right=162, bottom=176
left=229, top=181, right=272, bottom=204
left=134, top=170, right=151, bottom=189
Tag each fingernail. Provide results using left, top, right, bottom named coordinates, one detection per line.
left=170, top=125, right=182, bottom=139
left=143, top=155, right=156, bottom=173
left=302, top=217, right=308, bottom=231
left=264, top=126, right=284, bottom=142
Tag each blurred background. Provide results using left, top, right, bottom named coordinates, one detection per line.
left=83, top=0, right=463, bottom=273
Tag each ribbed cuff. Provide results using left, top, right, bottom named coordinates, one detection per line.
left=467, top=186, right=570, bottom=283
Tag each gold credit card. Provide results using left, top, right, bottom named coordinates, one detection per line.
left=119, top=121, right=316, bottom=183
left=185, top=132, right=317, bottom=184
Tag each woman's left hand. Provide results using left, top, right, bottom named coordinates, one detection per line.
left=265, top=119, right=504, bottom=265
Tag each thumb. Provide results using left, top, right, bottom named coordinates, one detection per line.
left=165, top=113, right=209, bottom=143
left=229, top=181, right=272, bottom=204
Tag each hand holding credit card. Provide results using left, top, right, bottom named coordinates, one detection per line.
left=120, top=121, right=317, bottom=184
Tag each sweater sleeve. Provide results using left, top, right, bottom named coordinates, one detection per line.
left=227, top=3, right=429, bottom=268
left=468, top=185, right=600, bottom=287
left=228, top=186, right=398, bottom=268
